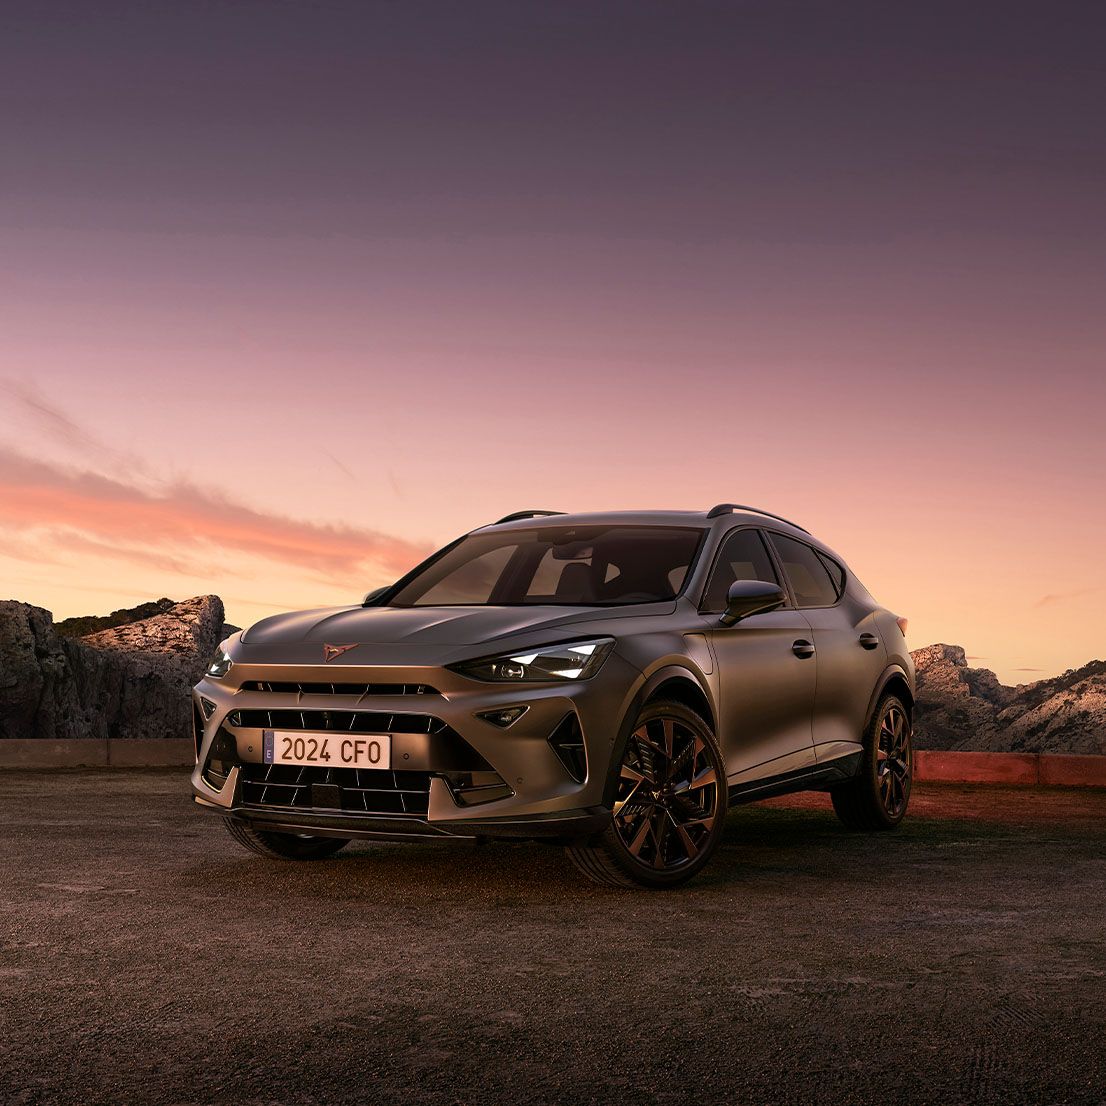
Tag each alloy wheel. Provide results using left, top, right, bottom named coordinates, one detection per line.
left=876, top=703, right=912, bottom=817
left=612, top=715, right=721, bottom=870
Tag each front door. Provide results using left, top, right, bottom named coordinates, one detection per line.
left=700, top=527, right=817, bottom=784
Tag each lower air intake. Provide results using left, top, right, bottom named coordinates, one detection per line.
left=548, top=713, right=587, bottom=783
left=239, top=764, right=431, bottom=817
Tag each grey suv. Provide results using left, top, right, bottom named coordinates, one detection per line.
left=192, top=505, right=915, bottom=888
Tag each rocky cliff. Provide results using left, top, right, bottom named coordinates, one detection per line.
left=0, top=596, right=232, bottom=742
left=911, top=644, right=1106, bottom=754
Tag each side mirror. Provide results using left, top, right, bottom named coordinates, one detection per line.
left=719, top=579, right=786, bottom=626
left=362, top=586, right=388, bottom=606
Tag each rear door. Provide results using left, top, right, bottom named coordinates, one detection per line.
left=701, top=528, right=817, bottom=783
left=765, top=532, right=888, bottom=761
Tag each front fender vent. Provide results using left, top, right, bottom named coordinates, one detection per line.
left=548, top=712, right=587, bottom=783
left=201, top=726, right=239, bottom=790
left=192, top=702, right=205, bottom=762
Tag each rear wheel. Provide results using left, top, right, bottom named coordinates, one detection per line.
left=831, top=694, right=912, bottom=831
left=566, top=700, right=727, bottom=889
left=223, top=818, right=350, bottom=860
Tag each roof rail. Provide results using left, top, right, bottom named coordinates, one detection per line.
left=493, top=510, right=566, bottom=525
left=706, top=503, right=810, bottom=534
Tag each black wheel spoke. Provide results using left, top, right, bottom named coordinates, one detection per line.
left=652, top=813, right=671, bottom=868
left=614, top=780, right=651, bottom=820
left=667, top=737, right=697, bottom=783
left=661, top=718, right=676, bottom=759
left=680, top=765, right=718, bottom=793
left=672, top=816, right=701, bottom=861
left=627, top=815, right=653, bottom=858
left=669, top=792, right=705, bottom=822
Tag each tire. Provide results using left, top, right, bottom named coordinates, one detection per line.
left=223, top=818, right=351, bottom=860
left=566, top=699, right=728, bottom=889
left=831, top=693, right=913, bottom=831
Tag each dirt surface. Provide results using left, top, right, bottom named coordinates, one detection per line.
left=2, top=771, right=1104, bottom=1106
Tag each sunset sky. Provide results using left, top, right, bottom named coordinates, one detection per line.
left=2, top=1, right=1104, bottom=684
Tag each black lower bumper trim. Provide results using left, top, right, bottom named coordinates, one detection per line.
left=198, top=798, right=611, bottom=843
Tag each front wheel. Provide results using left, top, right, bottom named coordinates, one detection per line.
left=223, top=818, right=350, bottom=860
left=566, top=699, right=727, bottom=889
left=831, top=694, right=913, bottom=831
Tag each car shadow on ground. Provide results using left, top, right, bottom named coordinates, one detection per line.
left=179, top=783, right=1105, bottom=903
left=180, top=800, right=894, bottom=900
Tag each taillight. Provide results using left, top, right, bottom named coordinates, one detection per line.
left=896, top=616, right=909, bottom=636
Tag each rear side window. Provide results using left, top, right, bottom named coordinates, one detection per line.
left=768, top=534, right=839, bottom=608
left=817, top=551, right=846, bottom=598
left=701, top=529, right=780, bottom=612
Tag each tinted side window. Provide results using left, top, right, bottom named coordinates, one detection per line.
left=769, top=534, right=839, bottom=608
left=701, top=529, right=780, bottom=612
left=817, top=551, right=846, bottom=598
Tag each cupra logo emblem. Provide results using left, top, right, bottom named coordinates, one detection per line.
left=323, top=643, right=358, bottom=663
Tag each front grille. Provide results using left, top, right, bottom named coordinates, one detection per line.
left=227, top=709, right=446, bottom=734
left=240, top=681, right=438, bottom=696
left=239, top=764, right=431, bottom=817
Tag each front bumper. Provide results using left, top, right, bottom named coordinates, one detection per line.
left=191, top=652, right=641, bottom=841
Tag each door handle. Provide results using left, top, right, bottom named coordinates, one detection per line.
left=859, top=633, right=880, bottom=650
left=792, top=639, right=815, bottom=659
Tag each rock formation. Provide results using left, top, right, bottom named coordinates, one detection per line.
left=0, top=596, right=233, bottom=742
left=54, top=598, right=178, bottom=638
left=911, top=644, right=1106, bottom=754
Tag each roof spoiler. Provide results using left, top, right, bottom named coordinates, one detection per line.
left=706, top=503, right=810, bottom=534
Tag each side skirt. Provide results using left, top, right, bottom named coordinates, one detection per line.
left=728, top=750, right=863, bottom=805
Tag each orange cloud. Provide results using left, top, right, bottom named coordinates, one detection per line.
left=0, top=447, right=430, bottom=581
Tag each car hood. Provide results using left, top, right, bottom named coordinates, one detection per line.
left=240, top=602, right=672, bottom=649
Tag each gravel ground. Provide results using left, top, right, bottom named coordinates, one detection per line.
left=2, top=770, right=1104, bottom=1106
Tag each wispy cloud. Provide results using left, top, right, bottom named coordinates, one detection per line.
left=0, top=447, right=430, bottom=582
left=0, top=378, right=144, bottom=474
left=322, top=449, right=357, bottom=483
left=1034, top=587, right=1101, bottom=608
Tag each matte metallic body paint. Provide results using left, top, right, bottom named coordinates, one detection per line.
left=191, top=509, right=914, bottom=840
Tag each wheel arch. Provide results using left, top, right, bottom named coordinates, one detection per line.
left=645, top=673, right=716, bottom=731
left=865, top=664, right=915, bottom=732
left=601, top=665, right=717, bottom=809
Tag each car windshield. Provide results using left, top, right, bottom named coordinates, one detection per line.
left=387, top=526, right=706, bottom=607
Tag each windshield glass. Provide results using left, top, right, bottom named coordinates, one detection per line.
left=388, top=526, right=706, bottom=607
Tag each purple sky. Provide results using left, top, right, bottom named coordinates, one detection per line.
left=2, top=1, right=1105, bottom=682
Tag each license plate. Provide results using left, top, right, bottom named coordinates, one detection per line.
left=263, top=730, right=391, bottom=770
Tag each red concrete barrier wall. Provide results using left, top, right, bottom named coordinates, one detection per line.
left=914, top=750, right=1106, bottom=788
left=1038, top=754, right=1106, bottom=789
left=915, top=750, right=1039, bottom=785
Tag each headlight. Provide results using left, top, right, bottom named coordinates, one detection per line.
left=205, top=646, right=233, bottom=679
left=451, top=638, right=615, bottom=682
